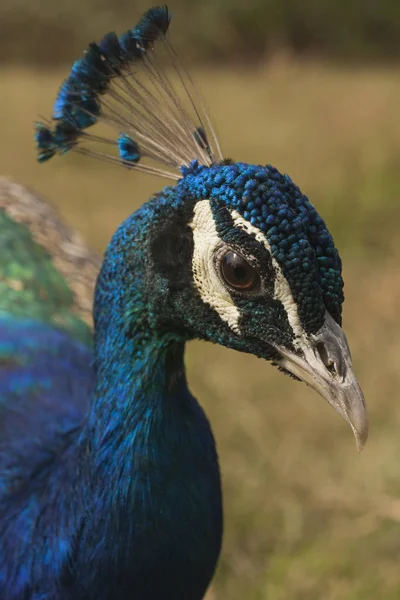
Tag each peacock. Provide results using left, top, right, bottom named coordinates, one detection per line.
left=0, top=6, right=368, bottom=599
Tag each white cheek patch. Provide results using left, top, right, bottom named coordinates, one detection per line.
left=189, top=200, right=240, bottom=334
left=230, top=210, right=306, bottom=348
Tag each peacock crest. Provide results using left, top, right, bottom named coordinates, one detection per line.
left=35, top=5, right=222, bottom=179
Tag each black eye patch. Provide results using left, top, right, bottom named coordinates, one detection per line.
left=150, top=222, right=194, bottom=291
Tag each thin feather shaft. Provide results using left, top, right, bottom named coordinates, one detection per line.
left=140, top=54, right=211, bottom=165
left=166, top=41, right=223, bottom=161
left=74, top=146, right=177, bottom=178
left=116, top=63, right=205, bottom=164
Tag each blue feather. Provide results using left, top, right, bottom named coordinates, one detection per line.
left=0, top=197, right=223, bottom=598
left=118, top=134, right=141, bottom=164
left=34, top=123, right=56, bottom=163
left=53, top=78, right=100, bottom=129
left=98, top=32, right=125, bottom=73
left=133, top=4, right=171, bottom=46
left=118, top=30, right=145, bottom=60
left=71, top=44, right=111, bottom=94
left=34, top=3, right=218, bottom=177
left=53, top=80, right=73, bottom=120
left=34, top=120, right=81, bottom=162
left=52, top=121, right=80, bottom=154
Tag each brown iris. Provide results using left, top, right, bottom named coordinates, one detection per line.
left=220, top=251, right=259, bottom=291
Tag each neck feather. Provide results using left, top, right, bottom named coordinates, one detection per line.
left=81, top=202, right=191, bottom=472
left=65, top=196, right=222, bottom=594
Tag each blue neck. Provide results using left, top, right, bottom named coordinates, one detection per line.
left=85, top=203, right=190, bottom=453
left=89, top=319, right=187, bottom=453
left=83, top=204, right=191, bottom=481
left=74, top=205, right=222, bottom=598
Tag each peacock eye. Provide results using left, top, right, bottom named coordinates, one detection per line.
left=220, top=251, right=260, bottom=291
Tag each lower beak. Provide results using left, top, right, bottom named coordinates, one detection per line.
left=276, top=313, right=368, bottom=452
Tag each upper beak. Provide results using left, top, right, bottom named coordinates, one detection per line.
left=276, top=312, right=368, bottom=452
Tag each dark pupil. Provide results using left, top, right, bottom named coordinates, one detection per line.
left=221, top=251, right=257, bottom=290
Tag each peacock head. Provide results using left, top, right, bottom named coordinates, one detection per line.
left=35, top=5, right=367, bottom=449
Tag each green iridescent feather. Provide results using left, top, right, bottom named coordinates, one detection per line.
left=0, top=178, right=100, bottom=346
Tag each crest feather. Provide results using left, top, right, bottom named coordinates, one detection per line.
left=35, top=5, right=222, bottom=180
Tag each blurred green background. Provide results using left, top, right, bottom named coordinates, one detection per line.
left=2, top=0, right=400, bottom=64
left=2, top=1, right=400, bottom=598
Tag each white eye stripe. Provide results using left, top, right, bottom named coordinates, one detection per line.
left=190, top=200, right=240, bottom=334
left=189, top=200, right=307, bottom=348
left=230, top=210, right=305, bottom=347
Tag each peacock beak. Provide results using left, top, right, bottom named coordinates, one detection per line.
left=276, top=313, right=368, bottom=452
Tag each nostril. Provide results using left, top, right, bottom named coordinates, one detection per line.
left=315, top=342, right=337, bottom=375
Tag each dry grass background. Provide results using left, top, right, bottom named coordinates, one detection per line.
left=2, top=61, right=400, bottom=598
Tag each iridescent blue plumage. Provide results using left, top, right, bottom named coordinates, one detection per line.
left=34, top=4, right=220, bottom=177
left=1, top=4, right=367, bottom=599
left=53, top=79, right=100, bottom=129
left=98, top=32, right=125, bottom=73
left=133, top=4, right=171, bottom=44
left=178, top=161, right=343, bottom=331
left=50, top=6, right=170, bottom=140
left=0, top=189, right=223, bottom=600
left=118, top=134, right=141, bottom=164
left=52, top=121, right=79, bottom=155
left=118, top=30, right=146, bottom=60
left=71, top=44, right=111, bottom=93
left=34, top=122, right=56, bottom=162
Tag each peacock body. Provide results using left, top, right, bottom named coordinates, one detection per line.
left=0, top=6, right=367, bottom=599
